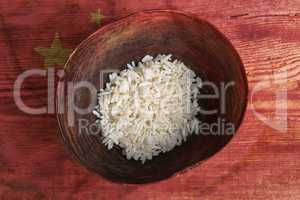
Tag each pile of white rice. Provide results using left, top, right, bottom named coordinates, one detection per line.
left=93, top=54, right=202, bottom=163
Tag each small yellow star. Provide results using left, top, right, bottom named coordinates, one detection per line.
left=90, top=9, right=104, bottom=26
left=26, top=0, right=35, bottom=6
left=35, top=33, right=72, bottom=68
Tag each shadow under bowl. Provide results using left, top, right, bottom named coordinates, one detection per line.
left=56, top=10, right=248, bottom=184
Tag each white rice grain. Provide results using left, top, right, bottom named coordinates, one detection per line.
left=93, top=54, right=202, bottom=163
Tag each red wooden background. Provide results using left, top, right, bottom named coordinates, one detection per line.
left=0, top=0, right=300, bottom=199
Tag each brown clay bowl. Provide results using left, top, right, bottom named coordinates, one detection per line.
left=56, top=10, right=248, bottom=184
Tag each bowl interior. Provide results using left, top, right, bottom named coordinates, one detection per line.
left=57, top=11, right=248, bottom=184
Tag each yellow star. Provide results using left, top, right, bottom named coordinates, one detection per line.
left=26, top=0, right=35, bottom=6
left=35, top=33, right=72, bottom=68
left=90, top=9, right=105, bottom=26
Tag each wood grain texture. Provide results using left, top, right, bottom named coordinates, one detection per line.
left=0, top=0, right=299, bottom=199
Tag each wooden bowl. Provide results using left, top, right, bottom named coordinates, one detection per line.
left=56, top=10, right=248, bottom=184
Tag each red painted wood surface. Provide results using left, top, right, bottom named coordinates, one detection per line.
left=0, top=0, right=299, bottom=199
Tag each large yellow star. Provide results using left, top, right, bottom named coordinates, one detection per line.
left=90, top=9, right=105, bottom=26
left=35, top=33, right=72, bottom=68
